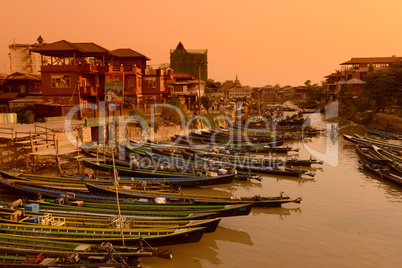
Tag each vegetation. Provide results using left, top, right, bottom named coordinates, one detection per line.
left=128, top=107, right=146, bottom=119
left=123, top=97, right=136, bottom=108
left=200, top=95, right=215, bottom=113
left=12, top=105, right=35, bottom=124
left=160, top=94, right=189, bottom=124
left=202, top=112, right=226, bottom=129
left=363, top=62, right=402, bottom=112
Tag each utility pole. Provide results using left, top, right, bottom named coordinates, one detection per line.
left=198, top=65, right=201, bottom=114
left=198, top=59, right=203, bottom=114
left=76, top=81, right=83, bottom=120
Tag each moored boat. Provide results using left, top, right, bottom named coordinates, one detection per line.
left=85, top=183, right=302, bottom=207
left=0, top=223, right=207, bottom=247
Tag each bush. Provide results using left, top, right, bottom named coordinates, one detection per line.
left=124, top=97, right=136, bottom=108
left=12, top=105, right=35, bottom=124
left=129, top=107, right=146, bottom=120
left=160, top=95, right=189, bottom=124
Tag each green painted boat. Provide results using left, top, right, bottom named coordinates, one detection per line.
left=0, top=223, right=206, bottom=247
left=86, top=183, right=302, bottom=207
left=0, top=233, right=170, bottom=266
left=0, top=208, right=221, bottom=233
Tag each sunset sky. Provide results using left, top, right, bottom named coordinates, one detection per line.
left=1, top=0, right=401, bottom=87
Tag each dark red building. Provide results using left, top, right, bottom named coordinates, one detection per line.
left=31, top=40, right=166, bottom=117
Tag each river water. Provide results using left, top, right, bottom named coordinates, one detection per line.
left=140, top=114, right=402, bottom=268
left=2, top=113, right=402, bottom=268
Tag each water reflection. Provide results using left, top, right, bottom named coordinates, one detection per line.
left=262, top=175, right=316, bottom=185
left=358, top=167, right=402, bottom=202
left=251, top=206, right=302, bottom=220
left=212, top=225, right=253, bottom=245
left=208, top=180, right=263, bottom=193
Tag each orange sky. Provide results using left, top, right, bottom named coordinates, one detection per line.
left=1, top=0, right=401, bottom=87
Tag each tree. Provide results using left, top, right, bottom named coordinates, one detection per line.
left=160, top=94, right=189, bottom=124
left=200, top=95, right=215, bottom=113
left=363, top=62, right=402, bottom=112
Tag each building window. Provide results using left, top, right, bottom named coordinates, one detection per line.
left=51, top=75, right=71, bottom=88
left=137, top=77, right=141, bottom=88
left=81, top=77, right=86, bottom=87
left=174, top=85, right=183, bottom=92
left=20, top=85, right=26, bottom=94
left=145, top=78, right=156, bottom=88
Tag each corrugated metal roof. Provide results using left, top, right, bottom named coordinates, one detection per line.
left=31, top=40, right=109, bottom=55
left=5, top=72, right=41, bottom=81
left=31, top=40, right=80, bottom=52
left=340, top=57, right=402, bottom=65
left=0, top=92, right=19, bottom=100
left=110, top=48, right=150, bottom=60
left=73, top=43, right=109, bottom=53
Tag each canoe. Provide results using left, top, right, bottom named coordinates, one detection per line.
left=355, top=145, right=390, bottom=165
left=181, top=149, right=321, bottom=166
left=172, top=134, right=285, bottom=147
left=355, top=134, right=402, bottom=148
left=366, top=128, right=402, bottom=140
left=0, top=170, right=233, bottom=188
left=189, top=132, right=276, bottom=143
left=0, top=247, right=145, bottom=267
left=14, top=198, right=252, bottom=218
left=358, top=160, right=402, bottom=186
left=0, top=233, right=168, bottom=266
left=85, top=183, right=302, bottom=207
left=343, top=134, right=402, bottom=152
left=371, top=145, right=402, bottom=174
left=0, top=179, right=220, bottom=220
left=0, top=207, right=221, bottom=233
left=5, top=169, right=235, bottom=188
left=82, top=159, right=203, bottom=178
left=0, top=223, right=207, bottom=247
left=148, top=149, right=313, bottom=177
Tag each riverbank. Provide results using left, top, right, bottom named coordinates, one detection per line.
left=339, top=110, right=402, bottom=135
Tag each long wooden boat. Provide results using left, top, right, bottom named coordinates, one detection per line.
left=343, top=134, right=402, bottom=152
left=181, top=149, right=322, bottom=167
left=12, top=197, right=252, bottom=218
left=0, top=223, right=207, bottom=247
left=359, top=160, right=402, bottom=186
left=0, top=207, right=221, bottom=233
left=0, top=180, right=220, bottom=220
left=86, top=183, right=302, bottom=207
left=146, top=149, right=313, bottom=178
left=366, top=128, right=402, bottom=140
left=189, top=132, right=276, bottom=143
left=355, top=134, right=402, bottom=148
left=1, top=168, right=234, bottom=188
left=0, top=249, right=143, bottom=267
left=371, top=145, right=402, bottom=174
left=372, top=145, right=402, bottom=164
left=355, top=145, right=390, bottom=165
left=82, top=159, right=206, bottom=179
left=0, top=234, right=167, bottom=265
left=0, top=170, right=233, bottom=188
left=172, top=134, right=285, bottom=147
left=0, top=178, right=253, bottom=218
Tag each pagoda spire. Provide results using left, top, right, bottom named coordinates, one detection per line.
left=234, top=74, right=241, bottom=87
